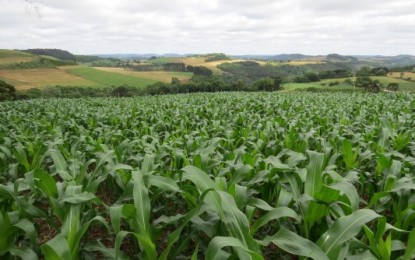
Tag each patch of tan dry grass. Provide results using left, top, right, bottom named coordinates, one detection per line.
left=0, top=68, right=97, bottom=90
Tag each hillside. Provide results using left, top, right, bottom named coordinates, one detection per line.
left=23, top=48, right=75, bottom=60
left=0, top=49, right=35, bottom=65
left=0, top=50, right=179, bottom=90
left=1, top=49, right=415, bottom=93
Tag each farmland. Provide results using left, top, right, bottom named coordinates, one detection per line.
left=0, top=50, right=32, bottom=58
left=64, top=67, right=159, bottom=88
left=389, top=72, right=415, bottom=79
left=2, top=49, right=415, bottom=95
left=0, top=50, right=34, bottom=65
left=93, top=67, right=193, bottom=83
left=1, top=92, right=414, bottom=259
left=147, top=56, right=242, bottom=73
left=0, top=68, right=97, bottom=90
left=0, top=51, right=174, bottom=90
left=0, top=66, right=151, bottom=91
left=284, top=77, right=415, bottom=92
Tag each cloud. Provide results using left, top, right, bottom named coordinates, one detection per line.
left=0, top=0, right=414, bottom=55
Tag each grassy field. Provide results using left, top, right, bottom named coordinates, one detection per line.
left=94, top=67, right=193, bottom=83
left=284, top=76, right=415, bottom=92
left=0, top=49, right=35, bottom=65
left=66, top=67, right=159, bottom=87
left=146, top=57, right=179, bottom=64
left=0, top=68, right=97, bottom=90
left=1, top=92, right=414, bottom=259
left=372, top=76, right=415, bottom=91
left=0, top=49, right=32, bottom=58
left=0, top=57, right=35, bottom=65
left=284, top=78, right=354, bottom=91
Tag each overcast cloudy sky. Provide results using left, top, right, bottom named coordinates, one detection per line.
left=1, top=0, right=414, bottom=55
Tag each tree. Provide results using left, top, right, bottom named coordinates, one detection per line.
left=192, top=66, right=213, bottom=77
left=304, top=72, right=320, bottom=82
left=0, top=80, right=16, bottom=101
left=171, top=77, right=181, bottom=85
left=355, top=77, right=381, bottom=92
left=371, top=67, right=388, bottom=76
left=365, top=80, right=381, bottom=93
left=386, top=83, right=399, bottom=91
left=253, top=77, right=282, bottom=91
left=356, top=66, right=372, bottom=77
left=343, top=78, right=353, bottom=85
left=112, top=85, right=131, bottom=97
left=355, top=76, right=373, bottom=88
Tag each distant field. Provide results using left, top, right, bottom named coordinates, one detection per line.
left=0, top=65, right=181, bottom=90
left=284, top=79, right=353, bottom=91
left=177, top=58, right=322, bottom=72
left=266, top=60, right=323, bottom=66
left=373, top=76, right=415, bottom=91
left=0, top=76, right=26, bottom=87
left=0, top=49, right=32, bottom=58
left=67, top=67, right=158, bottom=87
left=0, top=56, right=35, bottom=65
left=284, top=76, right=415, bottom=92
left=0, top=49, right=35, bottom=65
left=146, top=57, right=245, bottom=73
left=0, top=68, right=97, bottom=90
left=39, top=55, right=60, bottom=61
left=94, top=67, right=193, bottom=83
left=179, top=57, right=247, bottom=73
left=388, top=72, right=415, bottom=79
left=145, top=57, right=323, bottom=74
left=146, top=57, right=179, bottom=64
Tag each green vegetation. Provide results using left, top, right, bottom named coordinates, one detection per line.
left=0, top=50, right=76, bottom=70
left=0, top=80, right=16, bottom=101
left=283, top=76, right=415, bottom=92
left=74, top=55, right=124, bottom=67
left=145, top=75, right=283, bottom=95
left=0, top=58, right=76, bottom=70
left=0, top=50, right=36, bottom=65
left=372, top=76, right=415, bottom=92
left=67, top=67, right=159, bottom=87
left=218, top=61, right=287, bottom=82
left=0, top=92, right=414, bottom=259
left=217, top=61, right=356, bottom=83
left=0, top=49, right=33, bottom=58
left=23, top=48, right=75, bottom=60
left=204, top=53, right=231, bottom=62
left=146, top=57, right=178, bottom=64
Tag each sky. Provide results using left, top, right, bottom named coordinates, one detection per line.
left=1, top=0, right=415, bottom=55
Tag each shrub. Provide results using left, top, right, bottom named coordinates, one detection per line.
left=386, top=83, right=399, bottom=91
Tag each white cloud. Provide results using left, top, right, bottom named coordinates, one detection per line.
left=0, top=0, right=414, bottom=55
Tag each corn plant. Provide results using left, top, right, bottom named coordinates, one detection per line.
left=0, top=92, right=414, bottom=259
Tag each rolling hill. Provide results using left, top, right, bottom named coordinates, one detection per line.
left=0, top=49, right=177, bottom=90
left=1, top=49, right=415, bottom=93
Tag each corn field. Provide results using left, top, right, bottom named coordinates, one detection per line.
left=0, top=92, right=414, bottom=259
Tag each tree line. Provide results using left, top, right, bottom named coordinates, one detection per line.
left=2, top=76, right=284, bottom=101
left=124, top=62, right=214, bottom=76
